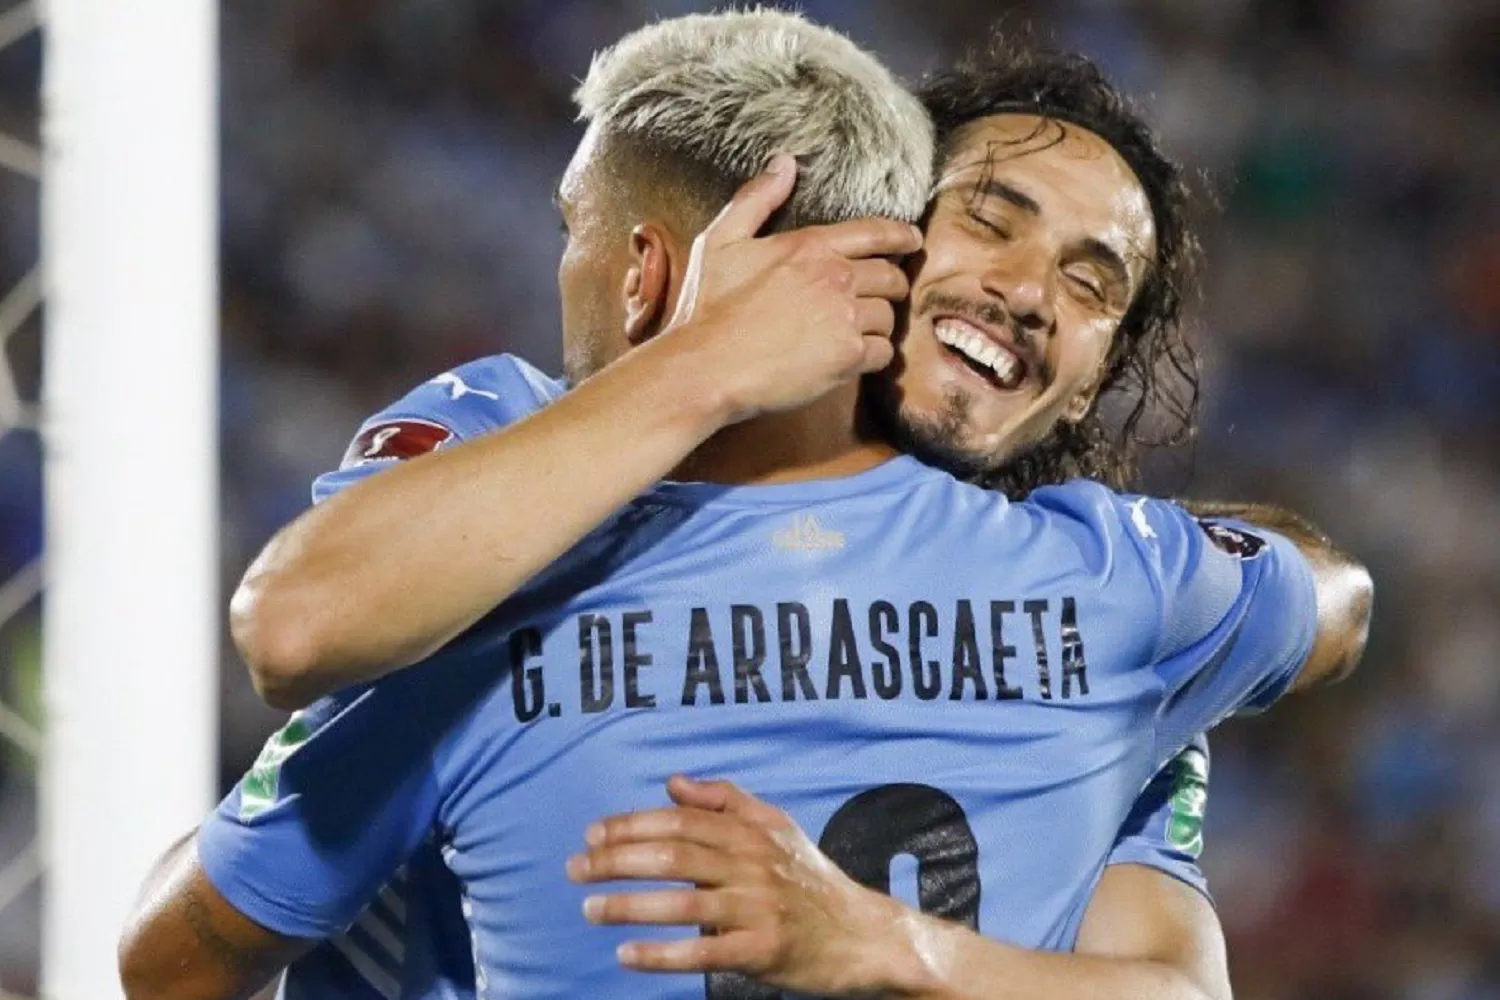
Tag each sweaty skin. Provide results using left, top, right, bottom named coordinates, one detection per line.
left=232, top=119, right=1368, bottom=712
left=887, top=116, right=1370, bottom=691
left=119, top=834, right=307, bottom=1000
left=229, top=155, right=916, bottom=710
left=129, top=105, right=1366, bottom=1000
left=569, top=776, right=1231, bottom=1000
left=896, top=117, right=1157, bottom=466
left=123, top=163, right=1249, bottom=1000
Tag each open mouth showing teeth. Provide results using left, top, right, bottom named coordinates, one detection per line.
left=933, top=318, right=1027, bottom=390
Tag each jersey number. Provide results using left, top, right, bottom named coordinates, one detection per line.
left=705, top=783, right=980, bottom=999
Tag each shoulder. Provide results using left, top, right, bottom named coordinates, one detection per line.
left=342, top=354, right=564, bottom=467
left=1012, top=481, right=1181, bottom=568
left=1024, top=481, right=1182, bottom=534
left=393, top=353, right=565, bottom=431
left=437, top=354, right=567, bottom=408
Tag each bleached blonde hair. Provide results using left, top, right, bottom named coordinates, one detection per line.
left=573, top=8, right=933, bottom=228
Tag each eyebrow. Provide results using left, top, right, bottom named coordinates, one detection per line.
left=974, top=178, right=1041, bottom=216
left=973, top=179, right=1134, bottom=290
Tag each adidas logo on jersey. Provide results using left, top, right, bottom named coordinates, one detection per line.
left=773, top=514, right=845, bottom=551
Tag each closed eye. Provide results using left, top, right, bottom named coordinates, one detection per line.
left=967, top=211, right=1012, bottom=241
left=1065, top=271, right=1105, bottom=304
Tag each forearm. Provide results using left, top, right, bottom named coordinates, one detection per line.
left=120, top=835, right=305, bottom=1000
left=1180, top=500, right=1329, bottom=550
left=232, top=337, right=727, bottom=709
left=579, top=784, right=1230, bottom=1000
left=879, top=908, right=1212, bottom=1000
left=1181, top=500, right=1372, bottom=689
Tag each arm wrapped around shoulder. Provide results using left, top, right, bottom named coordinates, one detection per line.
left=1182, top=500, right=1372, bottom=691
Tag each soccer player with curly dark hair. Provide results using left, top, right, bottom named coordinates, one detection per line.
left=869, top=37, right=1202, bottom=499
left=122, top=16, right=1371, bottom=1000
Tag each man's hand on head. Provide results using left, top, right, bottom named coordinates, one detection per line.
left=660, top=154, right=923, bottom=428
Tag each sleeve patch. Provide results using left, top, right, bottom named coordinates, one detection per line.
left=239, top=715, right=315, bottom=821
left=1197, top=520, right=1267, bottom=561
left=1165, top=746, right=1209, bottom=858
left=343, top=419, right=454, bottom=468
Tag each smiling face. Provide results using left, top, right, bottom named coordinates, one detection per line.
left=877, top=114, right=1157, bottom=478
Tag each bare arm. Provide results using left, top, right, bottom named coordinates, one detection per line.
left=119, top=834, right=308, bottom=1000
left=575, top=777, right=1230, bottom=1000
left=1076, top=865, right=1230, bottom=1000
left=232, top=159, right=919, bottom=710
left=864, top=864, right=1229, bottom=1000
left=1181, top=501, right=1372, bottom=691
left=231, top=336, right=726, bottom=709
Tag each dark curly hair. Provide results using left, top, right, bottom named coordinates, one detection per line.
left=915, top=35, right=1203, bottom=496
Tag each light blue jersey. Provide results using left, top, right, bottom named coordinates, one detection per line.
left=278, top=736, right=1211, bottom=1000
left=279, top=843, right=474, bottom=1000
left=209, top=355, right=1306, bottom=999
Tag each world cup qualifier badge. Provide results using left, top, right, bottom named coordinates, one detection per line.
left=1197, top=520, right=1268, bottom=561
left=342, top=418, right=454, bottom=468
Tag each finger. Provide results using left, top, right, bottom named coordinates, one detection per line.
left=669, top=776, right=787, bottom=829
left=849, top=258, right=910, bottom=302
left=859, top=332, right=896, bottom=374
left=568, top=841, right=738, bottom=886
left=585, top=806, right=753, bottom=853
left=665, top=774, right=734, bottom=812
left=583, top=888, right=738, bottom=928
left=701, top=154, right=797, bottom=247
left=810, top=217, right=923, bottom=260
left=617, top=930, right=765, bottom=973
left=855, top=298, right=896, bottom=339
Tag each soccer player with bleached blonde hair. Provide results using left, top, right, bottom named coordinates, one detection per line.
left=121, top=11, right=1369, bottom=1000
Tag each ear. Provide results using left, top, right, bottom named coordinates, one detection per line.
left=623, top=223, right=677, bottom=345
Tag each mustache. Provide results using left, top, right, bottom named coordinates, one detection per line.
left=914, top=291, right=1013, bottom=332
left=913, top=290, right=1054, bottom=386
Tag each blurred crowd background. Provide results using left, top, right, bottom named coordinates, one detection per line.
left=1, top=0, right=1498, bottom=997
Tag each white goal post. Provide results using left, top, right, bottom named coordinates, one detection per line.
left=41, top=0, right=219, bottom=997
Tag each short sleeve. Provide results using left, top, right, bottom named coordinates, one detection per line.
left=1120, top=496, right=1318, bottom=752
left=1106, top=736, right=1212, bottom=904
left=311, top=354, right=566, bottom=504
left=197, top=665, right=466, bottom=938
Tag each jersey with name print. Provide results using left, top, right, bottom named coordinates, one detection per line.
left=203, top=354, right=1311, bottom=999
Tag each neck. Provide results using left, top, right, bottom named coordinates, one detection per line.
left=670, top=385, right=897, bottom=485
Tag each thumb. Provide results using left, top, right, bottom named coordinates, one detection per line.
left=700, top=154, right=797, bottom=247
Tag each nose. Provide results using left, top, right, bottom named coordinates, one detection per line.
left=980, top=253, right=1055, bottom=335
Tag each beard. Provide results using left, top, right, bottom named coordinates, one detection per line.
left=861, top=372, right=996, bottom=483
left=862, top=371, right=1087, bottom=499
